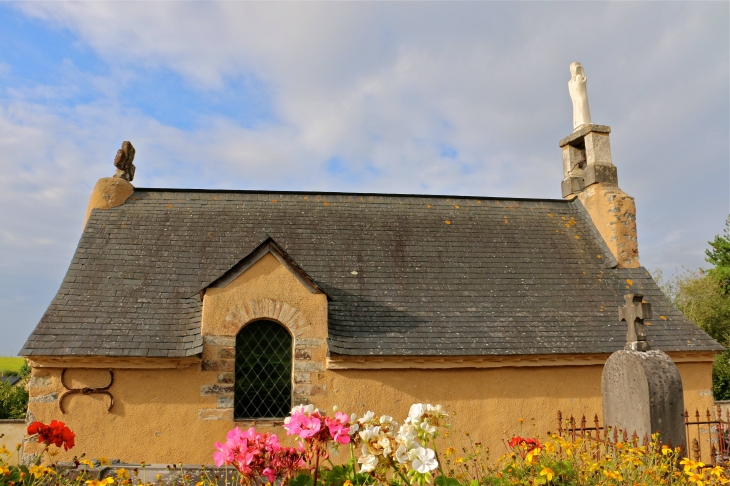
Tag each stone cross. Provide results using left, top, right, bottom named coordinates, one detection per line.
left=113, top=141, right=136, bottom=182
left=619, top=293, right=651, bottom=351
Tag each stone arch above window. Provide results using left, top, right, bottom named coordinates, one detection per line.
left=235, top=320, right=292, bottom=419
left=223, top=299, right=310, bottom=338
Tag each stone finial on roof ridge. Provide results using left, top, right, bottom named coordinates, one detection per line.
left=113, top=141, right=136, bottom=182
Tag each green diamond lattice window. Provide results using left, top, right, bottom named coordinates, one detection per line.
left=235, top=320, right=292, bottom=419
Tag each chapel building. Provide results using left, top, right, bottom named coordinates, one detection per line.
left=20, top=97, right=723, bottom=464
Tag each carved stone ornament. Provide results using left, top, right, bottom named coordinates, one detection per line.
left=113, top=141, right=136, bottom=182
left=568, top=62, right=592, bottom=131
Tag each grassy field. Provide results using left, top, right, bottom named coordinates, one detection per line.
left=0, top=357, right=26, bottom=373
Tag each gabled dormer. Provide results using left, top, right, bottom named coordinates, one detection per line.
left=197, top=238, right=329, bottom=421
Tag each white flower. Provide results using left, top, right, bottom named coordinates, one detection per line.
left=419, top=420, right=437, bottom=435
left=426, top=404, right=445, bottom=415
left=395, top=444, right=410, bottom=464
left=410, top=447, right=438, bottom=473
left=358, top=453, right=378, bottom=473
left=291, top=404, right=316, bottom=415
left=396, top=424, right=416, bottom=445
left=332, top=405, right=339, bottom=412
left=360, top=411, right=375, bottom=423
left=408, top=403, right=425, bottom=422
left=379, top=415, right=393, bottom=424
left=350, top=413, right=358, bottom=422
left=378, top=436, right=392, bottom=455
left=349, top=423, right=360, bottom=435
left=359, top=425, right=381, bottom=442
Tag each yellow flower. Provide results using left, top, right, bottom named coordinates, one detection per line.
left=602, top=470, right=623, bottom=481
left=81, top=459, right=95, bottom=467
left=156, top=474, right=162, bottom=482
left=524, top=447, right=541, bottom=465
left=99, top=457, right=111, bottom=466
left=29, top=466, right=55, bottom=479
left=115, top=469, right=130, bottom=480
left=85, top=478, right=115, bottom=486
left=343, top=481, right=353, bottom=486
left=685, top=471, right=704, bottom=486
left=455, top=457, right=465, bottom=464
left=661, top=445, right=671, bottom=456
left=539, top=467, right=554, bottom=482
left=680, top=458, right=705, bottom=472
left=0, top=466, right=11, bottom=477
left=0, top=444, right=10, bottom=456
left=711, top=466, right=724, bottom=478
left=445, top=447, right=457, bottom=456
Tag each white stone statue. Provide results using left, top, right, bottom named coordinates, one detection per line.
left=568, top=62, right=591, bottom=131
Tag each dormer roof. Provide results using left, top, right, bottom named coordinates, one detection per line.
left=202, top=237, right=327, bottom=299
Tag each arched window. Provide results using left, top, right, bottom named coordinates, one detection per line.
left=234, top=320, right=293, bottom=419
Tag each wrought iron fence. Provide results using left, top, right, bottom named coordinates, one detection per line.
left=683, top=406, right=729, bottom=465
left=554, top=405, right=730, bottom=465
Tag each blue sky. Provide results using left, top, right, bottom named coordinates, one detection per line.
left=0, top=2, right=728, bottom=355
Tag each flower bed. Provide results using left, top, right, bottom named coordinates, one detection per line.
left=2, top=404, right=730, bottom=486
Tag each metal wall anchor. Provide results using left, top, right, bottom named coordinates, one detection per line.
left=59, top=369, right=114, bottom=413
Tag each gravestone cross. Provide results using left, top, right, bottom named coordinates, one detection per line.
left=602, top=294, right=686, bottom=450
left=619, top=294, right=651, bottom=351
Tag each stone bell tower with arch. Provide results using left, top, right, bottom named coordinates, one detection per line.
left=560, top=62, right=640, bottom=269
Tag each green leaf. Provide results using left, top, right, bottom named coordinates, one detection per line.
left=434, top=476, right=462, bottom=486
left=287, top=473, right=314, bottom=486
left=0, top=465, right=21, bottom=486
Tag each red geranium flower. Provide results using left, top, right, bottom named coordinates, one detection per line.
left=27, top=420, right=76, bottom=451
left=508, top=436, right=540, bottom=452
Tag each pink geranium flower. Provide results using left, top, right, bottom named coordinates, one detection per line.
left=325, top=412, right=352, bottom=444
left=284, top=410, right=323, bottom=439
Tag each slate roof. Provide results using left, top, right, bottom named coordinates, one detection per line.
left=21, top=189, right=723, bottom=358
left=0, top=375, right=21, bottom=386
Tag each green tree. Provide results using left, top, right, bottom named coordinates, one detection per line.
left=0, top=379, right=28, bottom=419
left=657, top=215, right=730, bottom=399
left=18, top=359, right=31, bottom=378
left=707, top=216, right=730, bottom=295
left=658, top=268, right=730, bottom=399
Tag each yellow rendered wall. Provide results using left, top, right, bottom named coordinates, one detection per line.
left=25, top=360, right=714, bottom=465
left=24, top=252, right=717, bottom=464
left=26, top=366, right=229, bottom=463
left=0, top=420, right=26, bottom=464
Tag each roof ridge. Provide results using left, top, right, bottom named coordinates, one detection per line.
left=131, top=187, right=571, bottom=203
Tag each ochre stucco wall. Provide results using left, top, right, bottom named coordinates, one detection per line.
left=25, top=254, right=717, bottom=464
left=0, top=420, right=26, bottom=464
left=25, top=360, right=714, bottom=465
left=577, top=182, right=640, bottom=268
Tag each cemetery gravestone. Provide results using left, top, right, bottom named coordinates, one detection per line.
left=602, top=294, right=687, bottom=450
